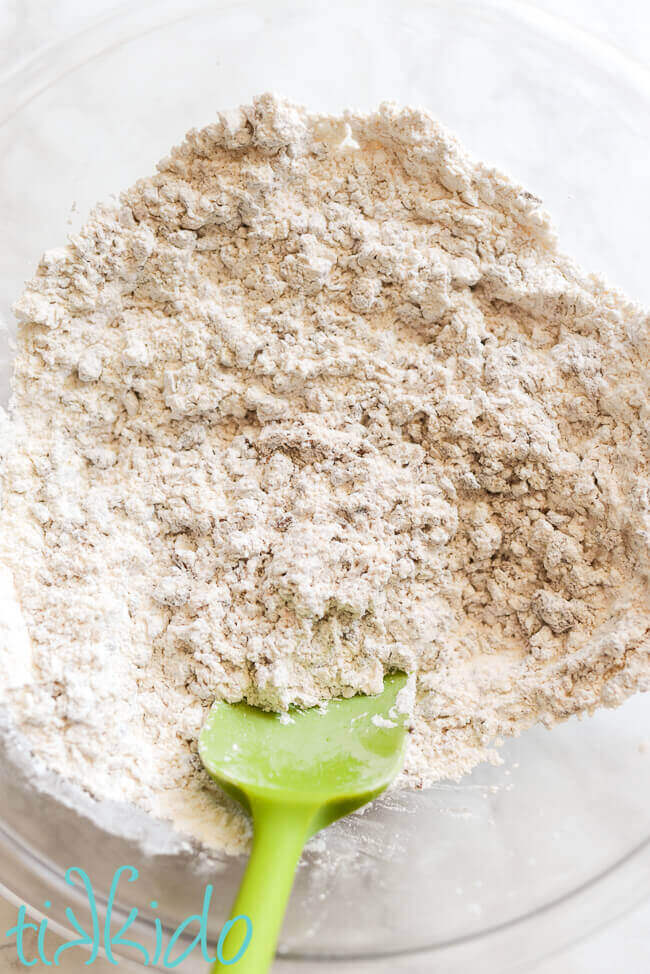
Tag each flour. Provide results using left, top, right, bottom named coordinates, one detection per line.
left=0, top=94, right=648, bottom=852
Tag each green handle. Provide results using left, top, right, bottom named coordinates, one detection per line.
left=212, top=799, right=317, bottom=972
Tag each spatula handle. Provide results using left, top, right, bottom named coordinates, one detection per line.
left=212, top=799, right=317, bottom=972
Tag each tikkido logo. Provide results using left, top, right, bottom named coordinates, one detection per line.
left=4, top=866, right=252, bottom=967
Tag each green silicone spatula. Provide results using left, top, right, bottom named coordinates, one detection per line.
left=199, top=672, right=408, bottom=972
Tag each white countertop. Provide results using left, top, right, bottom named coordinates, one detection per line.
left=0, top=1, right=648, bottom=971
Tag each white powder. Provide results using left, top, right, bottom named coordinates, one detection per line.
left=0, top=94, right=648, bottom=852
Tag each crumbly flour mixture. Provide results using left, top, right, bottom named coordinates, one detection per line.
left=0, top=95, right=648, bottom=852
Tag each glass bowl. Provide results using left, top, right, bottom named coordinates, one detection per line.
left=0, top=2, right=649, bottom=971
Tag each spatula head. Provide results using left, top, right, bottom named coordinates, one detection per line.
left=199, top=673, right=408, bottom=831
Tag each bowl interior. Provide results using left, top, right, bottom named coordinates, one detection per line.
left=0, top=2, right=649, bottom=970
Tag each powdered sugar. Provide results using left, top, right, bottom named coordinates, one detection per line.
left=0, top=94, right=648, bottom=851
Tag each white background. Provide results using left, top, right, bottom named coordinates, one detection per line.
left=0, top=1, right=648, bottom=971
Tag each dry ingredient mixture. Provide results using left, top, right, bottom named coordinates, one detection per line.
left=0, top=95, right=648, bottom=852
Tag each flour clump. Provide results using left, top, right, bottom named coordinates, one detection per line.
left=0, top=94, right=648, bottom=850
